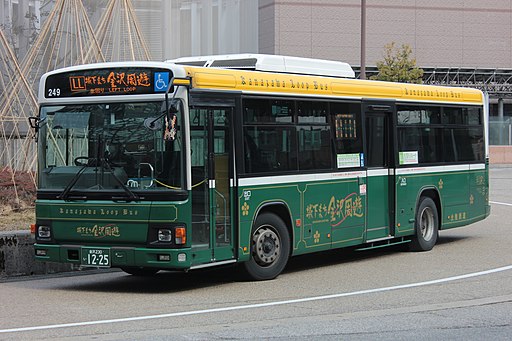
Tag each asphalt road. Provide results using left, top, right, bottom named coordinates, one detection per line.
left=1, top=168, right=512, bottom=340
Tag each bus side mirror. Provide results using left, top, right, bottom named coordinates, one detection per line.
left=28, top=116, right=39, bottom=132
left=168, top=101, right=179, bottom=114
left=145, top=99, right=180, bottom=131
left=143, top=117, right=163, bottom=131
left=161, top=99, right=180, bottom=114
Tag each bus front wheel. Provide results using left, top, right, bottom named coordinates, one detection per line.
left=243, top=213, right=290, bottom=281
left=409, top=196, right=439, bottom=252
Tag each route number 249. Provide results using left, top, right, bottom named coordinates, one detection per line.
left=47, top=88, right=61, bottom=97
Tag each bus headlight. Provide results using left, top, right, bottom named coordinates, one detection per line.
left=158, top=229, right=172, bottom=242
left=38, top=225, right=51, bottom=239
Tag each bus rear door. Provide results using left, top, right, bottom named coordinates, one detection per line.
left=364, top=101, right=396, bottom=241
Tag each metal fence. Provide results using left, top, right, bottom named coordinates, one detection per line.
left=489, top=119, right=512, bottom=145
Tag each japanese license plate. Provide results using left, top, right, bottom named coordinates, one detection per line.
left=81, top=247, right=110, bottom=267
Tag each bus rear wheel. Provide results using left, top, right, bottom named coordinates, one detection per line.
left=409, top=196, right=439, bottom=251
left=243, top=213, right=290, bottom=281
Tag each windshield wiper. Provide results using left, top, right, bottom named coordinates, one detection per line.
left=58, top=161, right=139, bottom=202
left=58, top=164, right=88, bottom=200
left=95, top=134, right=138, bottom=201
left=101, top=159, right=140, bottom=202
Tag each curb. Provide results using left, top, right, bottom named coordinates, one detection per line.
left=0, top=231, right=74, bottom=278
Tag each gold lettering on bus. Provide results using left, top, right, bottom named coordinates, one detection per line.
left=306, top=192, right=363, bottom=227
left=404, top=87, right=462, bottom=100
left=76, top=224, right=121, bottom=238
left=239, top=76, right=327, bottom=92
left=447, top=212, right=467, bottom=222
left=57, top=207, right=138, bottom=217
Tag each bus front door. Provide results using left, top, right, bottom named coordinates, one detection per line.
left=365, top=104, right=395, bottom=241
left=190, top=107, right=235, bottom=265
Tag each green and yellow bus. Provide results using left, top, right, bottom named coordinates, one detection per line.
left=32, top=54, right=489, bottom=280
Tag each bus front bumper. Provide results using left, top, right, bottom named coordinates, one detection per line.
left=34, top=244, right=192, bottom=269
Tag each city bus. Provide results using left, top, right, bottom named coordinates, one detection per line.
left=32, top=54, right=490, bottom=280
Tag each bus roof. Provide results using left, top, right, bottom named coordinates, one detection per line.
left=38, top=57, right=484, bottom=105
left=167, top=54, right=356, bottom=78
left=180, top=64, right=484, bottom=105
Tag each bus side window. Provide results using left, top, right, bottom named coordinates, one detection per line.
left=243, top=131, right=259, bottom=173
left=330, top=102, right=362, bottom=163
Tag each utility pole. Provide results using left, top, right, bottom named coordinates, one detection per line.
left=360, top=0, right=366, bottom=79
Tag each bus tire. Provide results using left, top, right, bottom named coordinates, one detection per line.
left=121, top=267, right=159, bottom=276
left=409, top=196, right=439, bottom=252
left=242, top=212, right=290, bottom=281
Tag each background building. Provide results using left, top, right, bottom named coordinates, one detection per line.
left=102, top=0, right=259, bottom=61
left=258, top=0, right=512, bottom=145
left=258, top=0, right=512, bottom=69
left=2, top=0, right=512, bottom=145
left=0, top=0, right=41, bottom=59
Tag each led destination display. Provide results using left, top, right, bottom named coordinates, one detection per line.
left=44, top=67, right=172, bottom=98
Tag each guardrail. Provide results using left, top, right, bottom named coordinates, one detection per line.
left=0, top=231, right=73, bottom=277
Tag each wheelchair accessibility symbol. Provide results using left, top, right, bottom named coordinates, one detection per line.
left=154, top=72, right=169, bottom=92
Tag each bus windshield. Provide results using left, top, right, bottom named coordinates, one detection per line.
left=37, top=101, right=183, bottom=197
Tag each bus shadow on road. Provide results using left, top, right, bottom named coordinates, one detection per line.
left=57, top=266, right=240, bottom=294
left=283, top=246, right=399, bottom=275
left=436, top=234, right=473, bottom=246
left=283, top=234, right=472, bottom=275
left=57, top=235, right=472, bottom=293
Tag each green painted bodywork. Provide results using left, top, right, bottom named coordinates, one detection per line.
left=35, top=166, right=490, bottom=270
left=35, top=198, right=196, bottom=269
left=394, top=167, right=489, bottom=236
left=237, top=166, right=489, bottom=262
left=366, top=174, right=391, bottom=241
left=238, top=175, right=366, bottom=262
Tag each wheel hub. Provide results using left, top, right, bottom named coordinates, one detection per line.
left=420, top=206, right=435, bottom=241
left=253, top=226, right=280, bottom=266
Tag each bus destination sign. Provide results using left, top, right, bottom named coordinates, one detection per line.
left=44, top=67, right=172, bottom=98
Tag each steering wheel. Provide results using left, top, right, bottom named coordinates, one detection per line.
left=74, top=156, right=96, bottom=166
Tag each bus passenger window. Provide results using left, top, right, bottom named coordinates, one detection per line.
left=243, top=127, right=297, bottom=173
left=243, top=98, right=294, bottom=124
left=297, top=126, right=331, bottom=170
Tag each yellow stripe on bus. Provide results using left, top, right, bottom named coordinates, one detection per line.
left=183, top=66, right=483, bottom=104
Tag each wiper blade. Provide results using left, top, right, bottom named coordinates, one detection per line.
left=102, top=159, right=140, bottom=201
left=58, top=165, right=88, bottom=200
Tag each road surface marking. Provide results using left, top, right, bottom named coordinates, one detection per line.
left=1, top=264, right=512, bottom=334
left=490, top=201, right=512, bottom=207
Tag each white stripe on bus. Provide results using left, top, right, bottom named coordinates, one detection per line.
left=395, top=164, right=485, bottom=175
left=239, top=163, right=485, bottom=187
left=238, top=171, right=366, bottom=187
left=469, top=163, right=486, bottom=170
left=366, top=169, right=389, bottom=177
